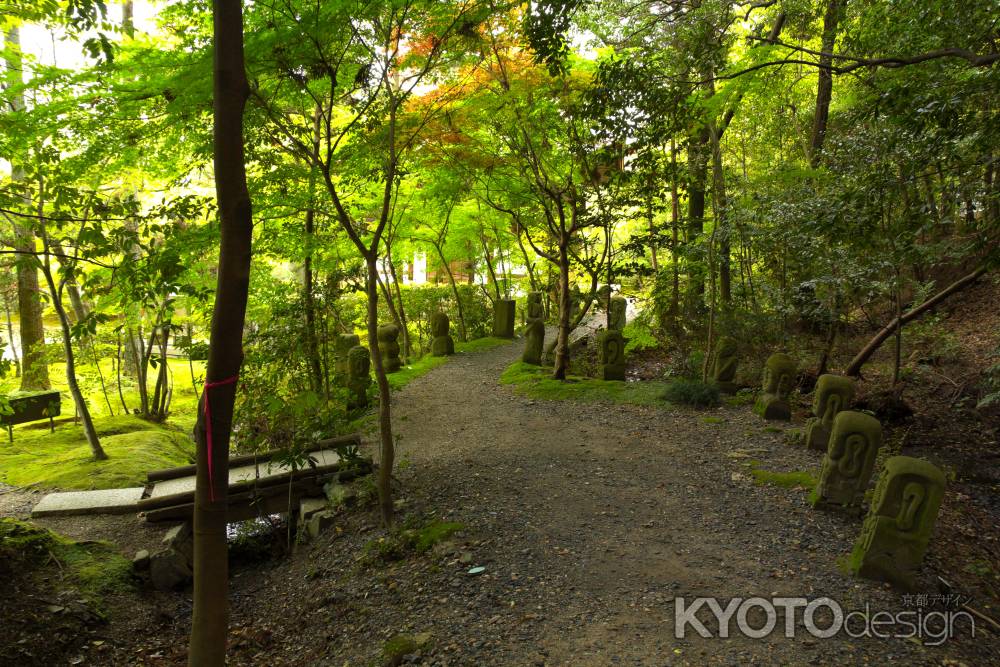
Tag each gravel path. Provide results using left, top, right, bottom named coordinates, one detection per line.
left=6, top=338, right=994, bottom=665
left=217, top=338, right=990, bottom=666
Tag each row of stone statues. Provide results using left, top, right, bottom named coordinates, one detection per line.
left=334, top=313, right=459, bottom=410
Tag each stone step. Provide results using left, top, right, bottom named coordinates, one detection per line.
left=31, top=487, right=145, bottom=517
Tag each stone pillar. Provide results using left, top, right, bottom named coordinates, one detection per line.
left=522, top=292, right=545, bottom=365
left=710, top=336, right=739, bottom=394
left=430, top=312, right=455, bottom=357
left=377, top=323, right=402, bottom=372
left=493, top=299, right=515, bottom=339
left=347, top=345, right=371, bottom=410
left=812, top=411, right=881, bottom=511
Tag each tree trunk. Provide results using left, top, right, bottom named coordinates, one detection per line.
left=553, top=240, right=571, bottom=380
left=303, top=105, right=323, bottom=394
left=366, top=255, right=395, bottom=527
left=810, top=0, right=845, bottom=167
left=433, top=243, right=467, bottom=342
left=40, top=264, right=105, bottom=459
left=686, top=128, right=709, bottom=302
left=6, top=25, right=50, bottom=392
left=709, top=124, right=731, bottom=304
left=845, top=266, right=987, bottom=377
left=189, top=2, right=254, bottom=663
left=3, top=292, right=20, bottom=376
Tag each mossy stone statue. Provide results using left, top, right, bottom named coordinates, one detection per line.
left=805, top=374, right=856, bottom=451
left=377, top=323, right=402, bottom=373
left=522, top=292, right=545, bottom=366
left=812, top=411, right=882, bottom=511
left=849, top=456, right=946, bottom=589
left=334, top=333, right=360, bottom=386
left=430, top=312, right=454, bottom=357
left=710, top=336, right=739, bottom=394
left=753, top=353, right=797, bottom=420
left=493, top=299, right=515, bottom=339
left=609, top=295, right=627, bottom=332
left=600, top=330, right=626, bottom=381
left=346, top=345, right=371, bottom=410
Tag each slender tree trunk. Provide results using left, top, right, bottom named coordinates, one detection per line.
left=670, top=140, right=680, bottom=318
left=646, top=176, right=659, bottom=272
left=366, top=254, right=395, bottom=526
left=709, top=124, right=731, bottom=304
left=40, top=264, right=105, bottom=459
left=810, top=0, right=845, bottom=167
left=3, top=292, right=20, bottom=376
left=386, top=256, right=411, bottom=359
left=303, top=105, right=323, bottom=394
left=433, top=243, right=467, bottom=341
left=553, top=240, right=571, bottom=380
left=189, top=2, right=253, bottom=663
left=116, top=334, right=129, bottom=413
left=686, top=128, right=709, bottom=303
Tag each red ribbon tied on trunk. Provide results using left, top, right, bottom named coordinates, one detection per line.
left=202, top=375, right=239, bottom=502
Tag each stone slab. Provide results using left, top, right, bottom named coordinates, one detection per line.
left=32, top=487, right=145, bottom=517
left=148, top=448, right=342, bottom=499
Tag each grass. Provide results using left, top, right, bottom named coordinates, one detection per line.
left=0, top=518, right=134, bottom=603
left=387, top=337, right=510, bottom=391
left=747, top=459, right=818, bottom=490
left=500, top=361, right=669, bottom=406
left=0, top=415, right=194, bottom=489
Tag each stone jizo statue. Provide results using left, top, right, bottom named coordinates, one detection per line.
left=334, top=333, right=360, bottom=386
left=600, top=330, right=626, bottom=381
left=430, top=312, right=454, bottom=357
left=812, top=411, right=882, bottom=511
left=346, top=345, right=371, bottom=410
left=849, top=456, right=946, bottom=589
left=805, top=374, right=856, bottom=451
left=753, top=353, right=797, bottom=420
left=522, top=292, right=545, bottom=366
left=377, top=323, right=402, bottom=373
left=711, top=336, right=739, bottom=394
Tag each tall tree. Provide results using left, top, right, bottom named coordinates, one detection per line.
left=4, top=25, right=51, bottom=391
left=189, top=0, right=254, bottom=663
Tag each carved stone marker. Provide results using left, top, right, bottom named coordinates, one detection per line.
left=493, top=299, right=515, bottom=339
left=753, top=353, right=797, bottom=420
left=805, top=374, right=856, bottom=451
left=599, top=330, right=626, bottom=381
left=812, top=411, right=882, bottom=511
left=522, top=292, right=545, bottom=365
left=849, top=456, right=946, bottom=588
left=430, top=312, right=455, bottom=357
left=347, top=345, right=371, bottom=410
left=608, top=295, right=627, bottom=332
left=334, top=333, right=360, bottom=386
left=377, top=323, right=402, bottom=373
left=710, top=337, right=739, bottom=394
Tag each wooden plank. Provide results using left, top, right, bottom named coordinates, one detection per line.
left=145, top=433, right=362, bottom=483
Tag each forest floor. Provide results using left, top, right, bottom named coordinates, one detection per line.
left=3, top=291, right=1000, bottom=665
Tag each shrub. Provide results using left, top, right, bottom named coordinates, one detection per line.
left=661, top=378, right=720, bottom=407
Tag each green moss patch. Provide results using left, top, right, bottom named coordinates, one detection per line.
left=0, top=416, right=194, bottom=490
left=388, top=337, right=510, bottom=391
left=0, top=519, right=133, bottom=602
left=500, top=361, right=668, bottom=406
left=747, top=460, right=817, bottom=490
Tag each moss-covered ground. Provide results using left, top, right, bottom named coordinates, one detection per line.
left=0, top=518, right=134, bottom=601
left=0, top=415, right=193, bottom=489
left=500, top=361, right=669, bottom=406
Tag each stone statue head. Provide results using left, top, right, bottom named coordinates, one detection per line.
left=609, top=296, right=627, bottom=331
left=348, top=345, right=370, bottom=377
left=869, top=456, right=946, bottom=537
left=828, top=411, right=881, bottom=479
left=377, top=323, right=400, bottom=343
left=762, top=353, right=796, bottom=396
left=430, top=312, right=449, bottom=337
left=813, top=374, right=855, bottom=421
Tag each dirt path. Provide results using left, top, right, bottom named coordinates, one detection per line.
left=7, top=338, right=995, bottom=665
left=217, top=339, right=991, bottom=666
